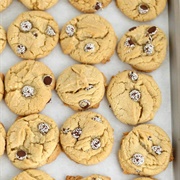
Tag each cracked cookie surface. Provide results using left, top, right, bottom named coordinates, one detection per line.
left=56, top=64, right=106, bottom=111
left=5, top=60, right=55, bottom=116
left=107, top=70, right=161, bottom=125
left=7, top=11, right=59, bottom=60
left=0, top=0, right=12, bottom=12
left=119, top=124, right=172, bottom=176
left=0, top=122, right=6, bottom=157
left=0, top=26, right=6, bottom=54
left=60, top=111, right=114, bottom=165
left=69, top=0, right=112, bottom=13
left=19, top=0, right=58, bottom=10
left=7, top=114, right=60, bottom=169
left=60, top=14, right=117, bottom=64
left=117, top=25, right=167, bottom=72
left=116, top=0, right=167, bottom=22
left=0, top=73, right=4, bottom=101
left=66, top=174, right=110, bottom=180
left=13, top=169, right=54, bottom=180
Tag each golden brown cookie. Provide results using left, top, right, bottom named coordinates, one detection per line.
left=56, top=64, right=106, bottom=111
left=119, top=124, right=172, bottom=176
left=0, top=122, right=6, bottom=157
left=117, top=25, right=167, bottom=72
left=134, top=178, right=155, bottom=180
left=12, top=169, right=54, bottom=180
left=19, top=0, right=58, bottom=10
left=107, top=70, right=161, bottom=125
left=0, top=26, right=6, bottom=54
left=7, top=11, right=59, bottom=60
left=7, top=114, right=60, bottom=170
left=116, top=0, right=167, bottom=22
left=5, top=60, right=55, bottom=116
left=60, top=14, right=117, bottom=64
left=60, top=112, right=114, bottom=165
left=0, top=73, right=4, bottom=101
left=66, top=174, right=110, bottom=180
left=0, top=0, right=12, bottom=12
left=69, top=0, right=112, bottom=13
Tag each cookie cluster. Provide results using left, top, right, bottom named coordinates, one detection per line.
left=0, top=0, right=172, bottom=180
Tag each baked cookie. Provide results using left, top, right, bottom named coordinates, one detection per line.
left=0, top=122, right=6, bottom=157
left=117, top=25, right=167, bottom=72
left=7, top=11, right=59, bottom=60
left=119, top=124, right=172, bottom=176
left=0, top=73, right=4, bottom=101
left=60, top=14, right=117, bottom=64
left=66, top=175, right=110, bottom=180
left=19, top=0, right=58, bottom=10
left=7, top=114, right=60, bottom=169
left=56, top=64, right=106, bottom=111
left=60, top=111, right=114, bottom=165
left=134, top=178, right=155, bottom=180
left=116, top=0, right=167, bottom=22
left=0, top=0, right=12, bottom=12
left=107, top=70, right=161, bottom=125
left=5, top=60, right=55, bottom=116
left=69, top=0, right=112, bottom=13
left=0, top=26, right=6, bottom=54
left=13, top=169, right=54, bottom=180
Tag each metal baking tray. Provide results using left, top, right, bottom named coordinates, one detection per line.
left=169, top=0, right=180, bottom=180
left=0, top=0, right=179, bottom=179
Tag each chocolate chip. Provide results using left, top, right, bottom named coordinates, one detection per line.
left=148, top=136, right=152, bottom=141
left=138, top=4, right=149, bottom=14
left=32, top=32, right=38, bottom=37
left=22, top=85, right=34, bottom=98
left=91, top=138, right=101, bottom=150
left=148, top=26, right=157, bottom=35
left=43, top=75, right=52, bottom=86
left=66, top=24, right=75, bottom=36
left=125, top=38, right=135, bottom=48
left=62, top=128, right=70, bottom=134
left=79, top=99, right=91, bottom=109
left=94, top=2, right=103, bottom=11
left=47, top=99, right=51, bottom=103
left=131, top=153, right=144, bottom=166
left=144, top=43, right=154, bottom=55
left=128, top=71, right=138, bottom=82
left=38, top=122, right=50, bottom=134
left=129, top=89, right=141, bottom=102
left=84, top=43, right=95, bottom=52
left=17, top=44, right=27, bottom=54
left=16, top=150, right=27, bottom=160
left=129, top=27, right=137, bottom=31
left=72, top=127, right=82, bottom=139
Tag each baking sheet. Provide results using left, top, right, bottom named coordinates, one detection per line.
left=0, top=0, right=174, bottom=179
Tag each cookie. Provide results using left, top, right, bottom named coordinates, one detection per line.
left=66, top=175, right=110, bottom=180
left=0, top=73, right=4, bottom=101
left=60, top=14, right=117, bottom=64
left=56, top=64, right=106, bottom=111
left=69, top=0, right=112, bottom=13
left=0, top=0, right=12, bottom=12
left=134, top=178, right=155, bottom=180
left=7, top=11, right=59, bottom=60
left=7, top=114, right=60, bottom=169
left=5, top=60, right=55, bottom=116
left=116, top=0, right=167, bottom=22
left=19, top=0, right=58, bottom=10
left=13, top=169, right=54, bottom=180
left=0, top=26, right=6, bottom=54
left=0, top=122, right=6, bottom=157
left=117, top=25, right=167, bottom=72
left=60, top=111, right=114, bottom=165
left=107, top=70, right=161, bottom=125
left=119, top=124, right=172, bottom=176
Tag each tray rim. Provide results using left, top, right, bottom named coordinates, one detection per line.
left=169, top=0, right=180, bottom=180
